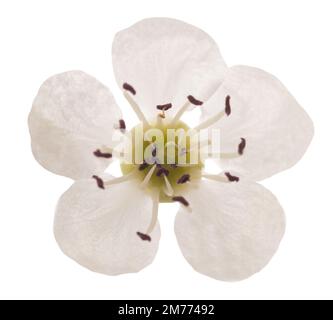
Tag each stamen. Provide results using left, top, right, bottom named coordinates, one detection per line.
left=225, top=95, right=231, bottom=116
left=136, top=190, right=160, bottom=241
left=123, top=82, right=136, bottom=95
left=141, top=164, right=157, bottom=188
left=193, top=95, right=232, bottom=131
left=214, top=138, right=247, bottom=159
left=123, top=90, right=149, bottom=127
left=187, top=95, right=203, bottom=106
left=225, top=172, right=240, bottom=182
left=172, top=196, right=189, bottom=207
left=136, top=232, right=151, bottom=242
left=93, top=149, right=112, bottom=159
left=238, top=138, right=246, bottom=155
left=156, top=167, right=169, bottom=177
left=157, top=104, right=172, bottom=119
left=92, top=175, right=105, bottom=189
left=177, top=174, right=190, bottom=184
left=119, top=119, right=126, bottom=131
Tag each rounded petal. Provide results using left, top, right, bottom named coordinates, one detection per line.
left=175, top=179, right=285, bottom=281
left=201, top=66, right=314, bottom=181
left=112, top=18, right=227, bottom=119
left=54, top=176, right=160, bottom=275
left=28, top=71, right=122, bottom=179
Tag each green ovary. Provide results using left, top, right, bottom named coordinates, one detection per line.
left=121, top=121, right=203, bottom=202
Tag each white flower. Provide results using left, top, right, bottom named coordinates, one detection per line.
left=28, top=18, right=313, bottom=281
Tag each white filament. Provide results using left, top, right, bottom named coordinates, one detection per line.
left=217, top=152, right=240, bottom=159
left=202, top=173, right=229, bottom=183
left=193, top=111, right=225, bottom=131
left=170, top=101, right=190, bottom=126
left=163, top=175, right=174, bottom=196
left=146, top=190, right=160, bottom=234
left=140, top=164, right=157, bottom=188
left=123, top=91, right=149, bottom=127
left=104, top=171, right=136, bottom=186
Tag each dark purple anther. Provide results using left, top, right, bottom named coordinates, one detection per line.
left=172, top=196, right=189, bottom=207
left=225, top=172, right=240, bottom=182
left=225, top=95, right=231, bottom=116
left=156, top=167, right=169, bottom=177
left=93, top=149, right=112, bottom=158
left=137, top=232, right=151, bottom=242
left=187, top=95, right=203, bottom=106
left=139, top=161, right=149, bottom=171
left=177, top=174, right=190, bottom=184
left=123, top=82, right=136, bottom=95
left=119, top=119, right=126, bottom=131
left=156, top=103, right=172, bottom=111
left=238, top=138, right=246, bottom=155
left=92, top=175, right=105, bottom=189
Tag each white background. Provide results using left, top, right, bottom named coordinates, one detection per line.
left=0, top=0, right=332, bottom=300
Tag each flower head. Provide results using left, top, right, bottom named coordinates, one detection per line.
left=28, top=18, right=313, bottom=281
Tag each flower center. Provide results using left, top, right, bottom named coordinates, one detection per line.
left=120, top=121, right=204, bottom=203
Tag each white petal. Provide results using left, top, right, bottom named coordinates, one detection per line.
left=201, top=66, right=314, bottom=180
left=175, top=179, right=285, bottom=281
left=112, top=18, right=227, bottom=119
left=54, top=176, right=160, bottom=275
left=28, top=71, right=122, bottom=179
